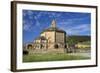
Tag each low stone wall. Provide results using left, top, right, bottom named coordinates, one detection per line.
left=28, top=48, right=66, bottom=54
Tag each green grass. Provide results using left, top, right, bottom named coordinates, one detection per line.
left=23, top=53, right=90, bottom=62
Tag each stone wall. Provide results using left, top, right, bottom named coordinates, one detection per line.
left=28, top=48, right=66, bottom=54
left=41, top=31, right=55, bottom=43
left=56, top=32, right=65, bottom=43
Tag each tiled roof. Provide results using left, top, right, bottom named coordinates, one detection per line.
left=41, top=27, right=66, bottom=33
left=36, top=36, right=47, bottom=40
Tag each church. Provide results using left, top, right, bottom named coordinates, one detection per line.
left=25, top=20, right=68, bottom=53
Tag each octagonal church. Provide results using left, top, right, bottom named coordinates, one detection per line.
left=26, top=20, right=67, bottom=53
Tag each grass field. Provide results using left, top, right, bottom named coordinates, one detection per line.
left=23, top=53, right=90, bottom=62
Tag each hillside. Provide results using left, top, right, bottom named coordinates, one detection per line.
left=66, top=35, right=91, bottom=44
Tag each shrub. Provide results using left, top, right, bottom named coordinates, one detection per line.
left=23, top=50, right=29, bottom=55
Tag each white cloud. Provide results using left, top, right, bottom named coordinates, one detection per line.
left=27, top=10, right=33, bottom=16
left=23, top=20, right=33, bottom=31
left=58, top=20, right=72, bottom=26
left=66, top=24, right=90, bottom=35
left=33, top=11, right=62, bottom=19
left=23, top=10, right=90, bottom=35
left=23, top=19, right=42, bottom=31
left=23, top=10, right=33, bottom=16
left=23, top=10, right=35, bottom=20
left=70, top=24, right=90, bottom=30
left=35, top=20, right=40, bottom=26
left=48, top=13, right=62, bottom=18
left=57, top=16, right=90, bottom=35
left=23, top=24, right=31, bottom=31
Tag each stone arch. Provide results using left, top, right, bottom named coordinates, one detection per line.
left=64, top=44, right=67, bottom=48
left=54, top=44, right=59, bottom=49
left=27, top=44, right=32, bottom=49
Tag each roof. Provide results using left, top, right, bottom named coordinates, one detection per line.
left=36, top=36, right=47, bottom=40
left=41, top=27, right=66, bottom=33
left=40, top=19, right=66, bottom=34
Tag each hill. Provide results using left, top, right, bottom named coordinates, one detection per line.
left=66, top=35, right=91, bottom=44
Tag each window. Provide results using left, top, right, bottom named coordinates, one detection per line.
left=54, top=44, right=59, bottom=49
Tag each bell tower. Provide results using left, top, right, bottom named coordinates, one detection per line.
left=51, top=19, right=56, bottom=28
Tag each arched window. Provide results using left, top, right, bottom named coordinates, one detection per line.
left=64, top=44, right=67, bottom=48
left=54, top=44, right=59, bottom=49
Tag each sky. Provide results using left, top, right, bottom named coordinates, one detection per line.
left=23, top=10, right=91, bottom=44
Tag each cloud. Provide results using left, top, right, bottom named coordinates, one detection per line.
left=23, top=24, right=31, bottom=31
left=63, top=24, right=90, bottom=35
left=23, top=20, right=34, bottom=31
left=58, top=20, right=73, bottom=26
left=23, top=10, right=90, bottom=35
left=57, top=16, right=90, bottom=35
left=33, top=11, right=62, bottom=20
left=48, top=12, right=62, bottom=18
left=35, top=20, right=40, bottom=26
left=26, top=10, right=34, bottom=16
left=23, top=10, right=35, bottom=20
left=23, top=10, right=42, bottom=31
left=23, top=10, right=33, bottom=16
left=58, top=17, right=89, bottom=25
left=57, top=17, right=90, bottom=35
left=23, top=19, right=42, bottom=32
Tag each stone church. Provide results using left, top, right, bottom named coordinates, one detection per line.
left=25, top=20, right=68, bottom=53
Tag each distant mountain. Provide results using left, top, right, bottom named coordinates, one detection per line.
left=66, top=35, right=91, bottom=44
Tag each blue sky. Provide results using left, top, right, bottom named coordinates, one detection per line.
left=23, top=10, right=91, bottom=44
